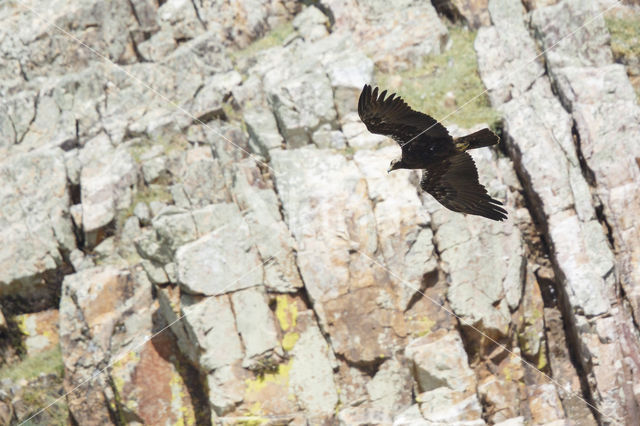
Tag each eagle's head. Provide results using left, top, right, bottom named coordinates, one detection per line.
left=387, top=158, right=403, bottom=173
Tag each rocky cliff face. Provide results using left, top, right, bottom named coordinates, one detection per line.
left=1, top=0, right=639, bottom=425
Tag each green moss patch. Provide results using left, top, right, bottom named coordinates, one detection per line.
left=115, top=182, right=171, bottom=245
left=606, top=15, right=640, bottom=64
left=0, top=345, right=68, bottom=424
left=0, top=345, right=63, bottom=382
left=128, top=133, right=189, bottom=164
left=375, top=25, right=500, bottom=130
left=18, top=381, right=69, bottom=426
left=232, top=22, right=295, bottom=60
left=606, top=13, right=640, bottom=100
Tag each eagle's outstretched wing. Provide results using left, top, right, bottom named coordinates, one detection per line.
left=358, top=84, right=450, bottom=145
left=420, top=153, right=507, bottom=221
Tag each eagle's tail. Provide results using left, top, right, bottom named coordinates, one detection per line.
left=454, top=128, right=499, bottom=152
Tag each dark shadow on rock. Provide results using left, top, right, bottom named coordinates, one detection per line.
left=150, top=308, right=212, bottom=426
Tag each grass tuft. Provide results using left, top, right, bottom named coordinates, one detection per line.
left=0, top=345, right=63, bottom=382
left=606, top=15, right=640, bottom=63
left=232, top=22, right=295, bottom=60
left=605, top=14, right=640, bottom=100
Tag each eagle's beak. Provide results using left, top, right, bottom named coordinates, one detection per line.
left=387, top=166, right=392, bottom=174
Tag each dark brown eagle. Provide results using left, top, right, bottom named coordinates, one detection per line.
left=358, top=84, right=507, bottom=221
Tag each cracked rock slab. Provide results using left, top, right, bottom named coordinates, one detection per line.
left=231, top=286, right=281, bottom=364
left=80, top=134, right=137, bottom=236
left=271, top=147, right=407, bottom=363
left=267, top=67, right=337, bottom=148
left=324, top=0, right=448, bottom=71
left=232, top=159, right=303, bottom=292
left=418, top=387, right=485, bottom=425
left=476, top=2, right=633, bottom=421
left=541, top=61, right=640, bottom=325
left=60, top=267, right=194, bottom=424
left=180, top=293, right=244, bottom=372
left=293, top=5, right=330, bottom=42
left=289, top=311, right=339, bottom=419
left=0, top=147, right=75, bottom=296
left=498, top=79, right=592, bottom=220
left=244, top=108, right=284, bottom=156
left=169, top=145, right=230, bottom=208
left=406, top=330, right=485, bottom=424
left=353, top=147, right=437, bottom=310
left=530, top=0, right=613, bottom=69
left=176, top=204, right=263, bottom=296
left=405, top=329, right=477, bottom=394
left=474, top=0, right=545, bottom=105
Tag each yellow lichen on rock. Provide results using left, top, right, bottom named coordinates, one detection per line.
left=170, top=367, right=196, bottom=426
left=242, top=360, right=296, bottom=417
left=275, top=295, right=298, bottom=332
left=245, top=361, right=292, bottom=395
left=415, top=316, right=436, bottom=337
left=281, top=331, right=299, bottom=352
left=536, top=344, right=548, bottom=371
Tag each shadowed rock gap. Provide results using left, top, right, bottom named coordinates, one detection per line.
left=502, top=124, right=600, bottom=422
left=105, top=374, right=132, bottom=426
left=150, top=310, right=212, bottom=426
left=128, top=31, right=148, bottom=64
left=527, top=2, right=640, bottom=420
left=404, top=269, right=440, bottom=313
left=0, top=310, right=27, bottom=362
left=126, top=0, right=142, bottom=26
left=68, top=182, right=85, bottom=251
left=430, top=0, right=466, bottom=24
left=16, top=92, right=38, bottom=146
left=190, top=0, right=207, bottom=30
left=568, top=97, right=615, bottom=253
left=334, top=351, right=385, bottom=377
left=570, top=121, right=597, bottom=187
left=301, top=0, right=335, bottom=27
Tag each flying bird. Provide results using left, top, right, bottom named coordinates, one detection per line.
left=358, top=84, right=507, bottom=221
